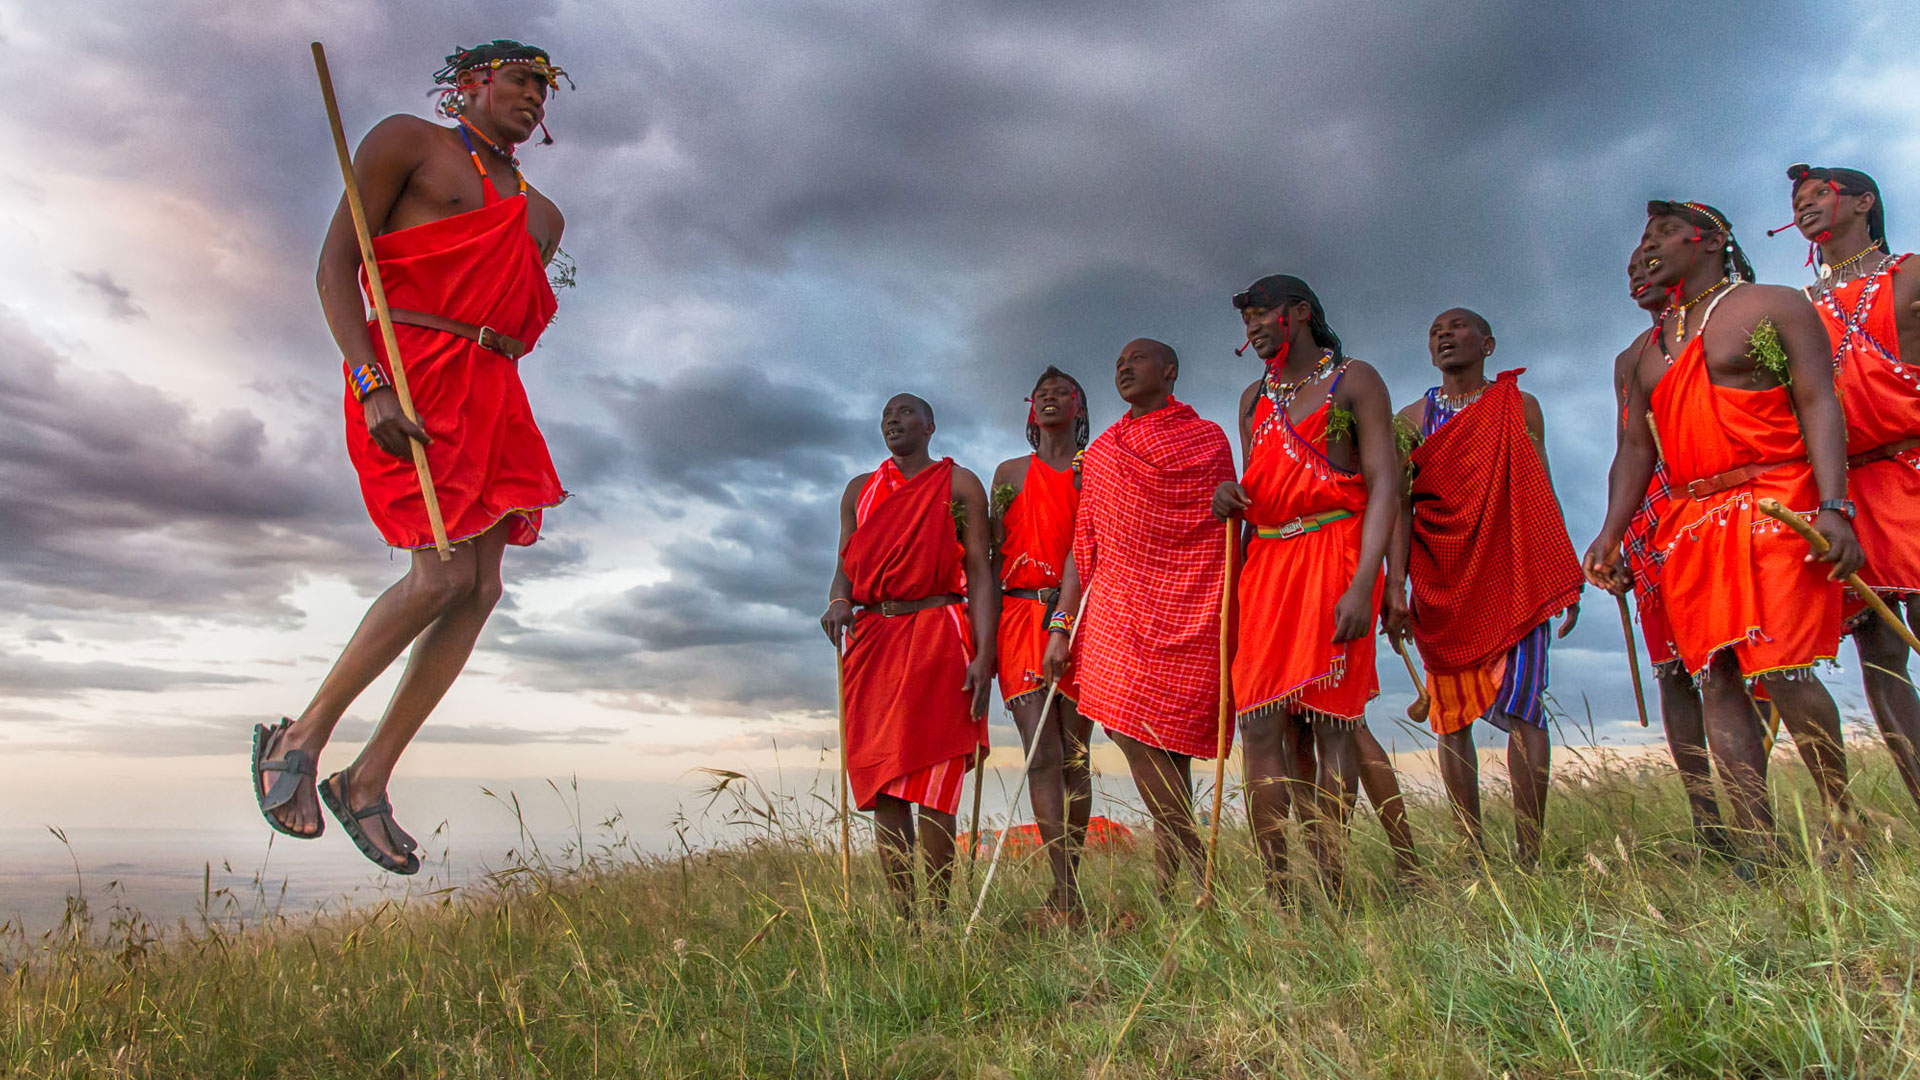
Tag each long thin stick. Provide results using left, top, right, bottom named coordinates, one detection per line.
left=1197, top=519, right=1236, bottom=908
left=835, top=646, right=850, bottom=890
left=964, top=587, right=1092, bottom=938
left=1615, top=588, right=1651, bottom=727
left=312, top=42, right=451, bottom=561
left=966, top=741, right=986, bottom=877
left=1759, top=498, right=1920, bottom=652
left=1391, top=636, right=1430, bottom=724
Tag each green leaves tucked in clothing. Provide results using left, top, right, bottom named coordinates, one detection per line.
left=990, top=483, right=1017, bottom=521
left=1326, top=405, right=1356, bottom=445
left=1749, top=319, right=1791, bottom=386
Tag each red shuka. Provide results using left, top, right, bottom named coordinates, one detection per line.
left=1072, top=401, right=1237, bottom=758
left=1815, top=254, right=1920, bottom=608
left=1408, top=370, right=1582, bottom=675
left=344, top=188, right=566, bottom=549
left=997, top=455, right=1080, bottom=706
left=1650, top=291, right=1841, bottom=677
left=840, top=458, right=986, bottom=811
left=1233, top=377, right=1382, bottom=724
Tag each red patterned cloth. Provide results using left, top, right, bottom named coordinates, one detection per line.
left=840, top=457, right=985, bottom=811
left=1232, top=381, right=1381, bottom=724
left=1650, top=296, right=1840, bottom=677
left=1815, top=253, right=1920, bottom=611
left=997, top=455, right=1080, bottom=705
left=344, top=189, right=565, bottom=549
left=1071, top=401, right=1237, bottom=757
left=1408, top=370, right=1582, bottom=674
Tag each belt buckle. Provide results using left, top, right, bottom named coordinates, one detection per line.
left=1685, top=478, right=1711, bottom=499
left=878, top=600, right=905, bottom=617
left=1276, top=518, right=1305, bottom=540
left=1040, top=588, right=1060, bottom=610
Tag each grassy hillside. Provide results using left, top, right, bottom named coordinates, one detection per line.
left=8, top=748, right=1920, bottom=1078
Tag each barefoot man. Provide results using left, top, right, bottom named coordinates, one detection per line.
left=1616, top=250, right=1740, bottom=858
left=822, top=395, right=995, bottom=917
left=1389, top=309, right=1583, bottom=869
left=1586, top=201, right=1862, bottom=859
left=990, top=366, right=1093, bottom=919
left=1786, top=164, right=1920, bottom=811
left=253, top=41, right=572, bottom=874
left=1212, top=275, right=1415, bottom=898
left=1043, top=340, right=1236, bottom=898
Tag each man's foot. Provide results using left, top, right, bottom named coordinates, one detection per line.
left=319, top=770, right=420, bottom=875
left=252, top=719, right=323, bottom=839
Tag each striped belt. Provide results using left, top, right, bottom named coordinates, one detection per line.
left=1849, top=436, right=1920, bottom=469
left=1254, top=509, right=1354, bottom=540
left=857, top=593, right=964, bottom=617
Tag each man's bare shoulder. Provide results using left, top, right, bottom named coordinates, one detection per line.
left=951, top=463, right=986, bottom=491
left=524, top=183, right=565, bottom=242
left=1394, top=398, right=1425, bottom=425
left=844, top=472, right=871, bottom=501
left=362, top=114, right=446, bottom=154
left=1732, top=282, right=1818, bottom=319
left=991, top=456, right=1028, bottom=489
left=1334, top=357, right=1388, bottom=396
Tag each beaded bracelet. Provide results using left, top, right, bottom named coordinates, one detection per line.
left=348, top=362, right=393, bottom=403
left=1047, top=610, right=1076, bottom=635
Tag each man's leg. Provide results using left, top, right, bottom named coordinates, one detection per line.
left=1698, top=651, right=1775, bottom=855
left=259, top=535, right=487, bottom=836
left=1655, top=666, right=1731, bottom=854
left=917, top=807, right=958, bottom=910
left=1009, top=693, right=1074, bottom=911
left=1354, top=723, right=1418, bottom=879
left=1854, top=602, right=1920, bottom=812
left=872, top=794, right=918, bottom=917
left=1237, top=711, right=1293, bottom=898
left=1505, top=718, right=1551, bottom=869
left=1059, top=700, right=1095, bottom=899
left=1309, top=720, right=1360, bottom=894
left=1110, top=731, right=1200, bottom=898
left=332, top=524, right=511, bottom=864
left=1757, top=666, right=1856, bottom=842
left=1436, top=725, right=1484, bottom=856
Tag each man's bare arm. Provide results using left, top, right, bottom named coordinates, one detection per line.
left=1776, top=290, right=1865, bottom=577
left=954, top=466, right=998, bottom=718
left=1338, top=362, right=1399, bottom=643
left=315, top=115, right=433, bottom=371
left=1584, top=367, right=1656, bottom=591
left=820, top=475, right=864, bottom=648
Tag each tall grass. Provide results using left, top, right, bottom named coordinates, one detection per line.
left=7, top=747, right=1920, bottom=1078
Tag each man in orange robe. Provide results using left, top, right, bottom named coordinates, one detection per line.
left=1044, top=340, right=1236, bottom=897
left=1391, top=309, right=1583, bottom=868
left=253, top=42, right=571, bottom=875
left=1787, top=164, right=1920, bottom=811
left=823, top=394, right=995, bottom=915
left=991, top=366, right=1092, bottom=918
left=1588, top=200, right=1863, bottom=858
left=1212, top=275, right=1414, bottom=897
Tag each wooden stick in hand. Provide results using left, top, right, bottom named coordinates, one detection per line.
left=312, top=41, right=452, bottom=561
left=1615, top=589, right=1650, bottom=727
left=1391, top=636, right=1430, bottom=724
left=1758, top=498, right=1920, bottom=652
left=1198, top=519, right=1236, bottom=909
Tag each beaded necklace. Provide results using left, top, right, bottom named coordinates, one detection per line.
left=457, top=119, right=527, bottom=196
left=1263, top=349, right=1337, bottom=414
left=1817, top=240, right=1885, bottom=287
left=1663, top=276, right=1728, bottom=349
left=1431, top=381, right=1489, bottom=411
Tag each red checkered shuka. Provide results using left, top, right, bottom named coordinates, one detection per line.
left=1071, top=400, right=1237, bottom=758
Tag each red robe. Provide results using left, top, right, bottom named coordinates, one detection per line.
left=1650, top=291, right=1841, bottom=677
left=1815, top=254, right=1920, bottom=613
left=997, top=455, right=1080, bottom=706
left=1408, top=370, right=1583, bottom=674
left=344, top=190, right=566, bottom=548
left=1233, top=379, right=1381, bottom=724
left=840, top=458, right=986, bottom=813
left=1072, top=401, right=1237, bottom=758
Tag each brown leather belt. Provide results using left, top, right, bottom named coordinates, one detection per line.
left=388, top=308, right=529, bottom=360
left=1849, top=436, right=1920, bottom=469
left=1684, top=462, right=1777, bottom=500
left=857, top=593, right=964, bottom=617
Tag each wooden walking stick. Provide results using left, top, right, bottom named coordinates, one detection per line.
left=1615, top=588, right=1651, bottom=727
left=1197, top=519, right=1237, bottom=909
left=835, top=646, right=850, bottom=889
left=964, top=586, right=1091, bottom=938
left=1391, top=636, right=1430, bottom=724
left=312, top=41, right=451, bottom=561
left=1759, top=498, right=1920, bottom=652
left=966, top=742, right=986, bottom=875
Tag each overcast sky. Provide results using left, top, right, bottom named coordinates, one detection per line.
left=3, top=1, right=1919, bottom=844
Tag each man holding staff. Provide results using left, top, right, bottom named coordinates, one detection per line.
left=1212, top=275, right=1414, bottom=898
left=822, top=395, right=995, bottom=918
left=252, top=41, right=571, bottom=874
left=1390, top=308, right=1583, bottom=869
left=1586, top=200, right=1861, bottom=859
left=1785, top=164, right=1920, bottom=811
left=1043, top=340, right=1236, bottom=899
left=990, top=367, right=1093, bottom=920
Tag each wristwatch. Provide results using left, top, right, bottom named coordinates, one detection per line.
left=1817, top=498, right=1857, bottom=520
